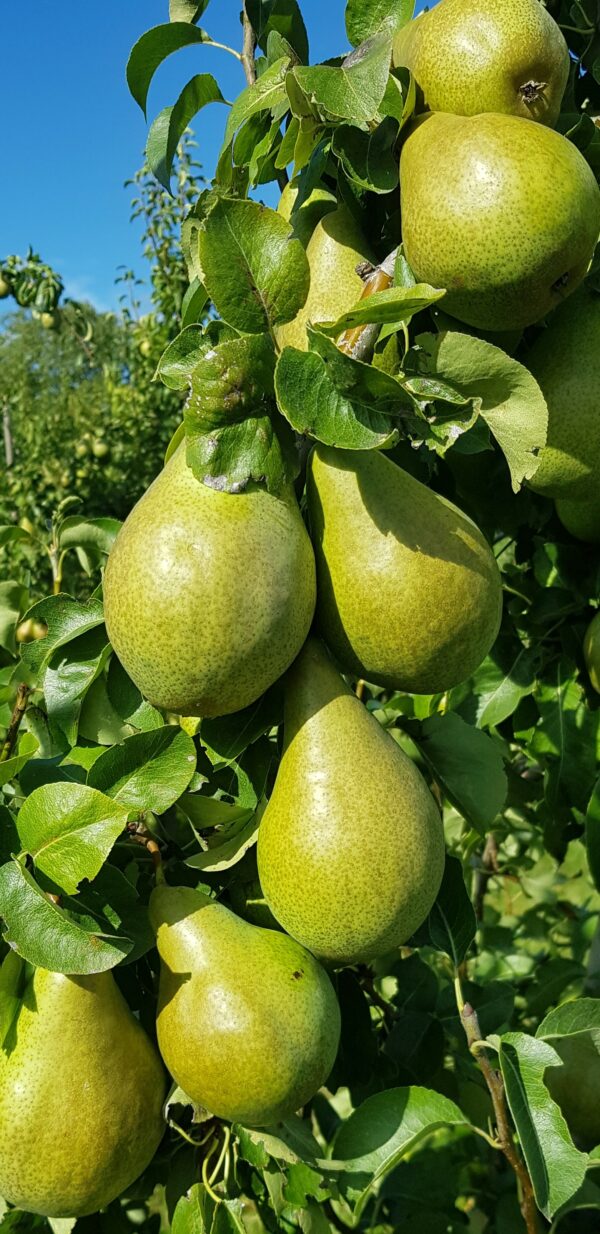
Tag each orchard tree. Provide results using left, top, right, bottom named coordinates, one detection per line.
left=1, top=3, right=600, bottom=1234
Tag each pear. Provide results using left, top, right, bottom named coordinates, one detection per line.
left=393, top=0, right=569, bottom=127
left=526, top=288, right=600, bottom=499
left=555, top=491, right=600, bottom=544
left=150, top=884, right=340, bottom=1126
left=277, top=181, right=337, bottom=248
left=306, top=445, right=502, bottom=695
left=400, top=113, right=600, bottom=331
left=257, top=640, right=444, bottom=966
left=276, top=206, right=374, bottom=351
left=0, top=960, right=165, bottom=1217
left=584, top=612, right=600, bottom=694
left=103, top=445, right=316, bottom=718
left=545, top=1033, right=600, bottom=1149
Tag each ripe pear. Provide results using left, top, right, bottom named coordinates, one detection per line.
left=545, top=1033, right=600, bottom=1148
left=257, top=639, right=445, bottom=966
left=0, top=961, right=165, bottom=1217
left=150, top=884, right=340, bottom=1126
left=584, top=612, right=600, bottom=694
left=277, top=181, right=337, bottom=248
left=393, top=0, right=569, bottom=127
left=526, top=288, right=600, bottom=498
left=400, top=113, right=600, bottom=331
left=306, top=445, right=502, bottom=695
left=103, top=445, right=316, bottom=718
left=555, top=491, right=600, bottom=543
left=276, top=205, right=374, bottom=350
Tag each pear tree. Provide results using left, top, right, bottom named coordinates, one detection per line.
left=1, top=1, right=600, bottom=1232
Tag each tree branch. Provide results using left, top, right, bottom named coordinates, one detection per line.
left=0, top=683, right=31, bottom=763
left=461, top=1003, right=541, bottom=1234
left=241, top=2, right=257, bottom=86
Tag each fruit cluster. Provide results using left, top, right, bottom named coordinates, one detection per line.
left=2, top=0, right=600, bottom=1222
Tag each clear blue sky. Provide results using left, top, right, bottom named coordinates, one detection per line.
left=2, top=1, right=366, bottom=312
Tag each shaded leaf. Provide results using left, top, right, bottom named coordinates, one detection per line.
left=416, top=712, right=507, bottom=833
left=412, top=855, right=476, bottom=966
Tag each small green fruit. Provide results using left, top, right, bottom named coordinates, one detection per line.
left=0, top=276, right=11, bottom=299
left=0, top=962, right=166, bottom=1217
left=400, top=113, right=600, bottom=331
left=306, top=444, right=502, bottom=694
left=104, top=445, right=316, bottom=717
left=555, top=492, right=600, bottom=543
left=40, top=311, right=57, bottom=330
left=92, top=440, right=110, bottom=460
left=150, top=884, right=340, bottom=1126
left=393, top=0, right=569, bottom=127
left=15, top=619, right=35, bottom=644
left=258, top=640, right=445, bottom=966
left=74, top=441, right=89, bottom=458
left=526, top=288, right=600, bottom=499
left=584, top=613, right=600, bottom=694
left=138, top=338, right=152, bottom=357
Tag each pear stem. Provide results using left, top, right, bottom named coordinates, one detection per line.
left=337, top=247, right=398, bottom=361
left=0, top=683, right=31, bottom=763
left=126, top=821, right=164, bottom=879
left=460, top=1001, right=540, bottom=1234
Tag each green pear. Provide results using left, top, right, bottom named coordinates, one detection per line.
left=0, top=959, right=165, bottom=1217
left=545, top=1033, right=600, bottom=1148
left=306, top=445, right=502, bottom=695
left=555, top=491, right=600, bottom=543
left=526, top=288, right=600, bottom=498
left=257, top=639, right=445, bottom=966
left=393, top=0, right=569, bottom=127
left=150, top=884, right=340, bottom=1126
left=277, top=181, right=337, bottom=248
left=276, top=206, right=374, bottom=351
left=103, top=445, right=316, bottom=718
left=584, top=612, right=600, bottom=694
left=400, top=113, right=600, bottom=331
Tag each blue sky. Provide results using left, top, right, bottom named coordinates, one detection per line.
left=1, top=1, right=365, bottom=313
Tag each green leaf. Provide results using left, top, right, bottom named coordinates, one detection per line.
left=291, top=34, right=392, bottom=124
left=319, top=285, right=446, bottom=336
left=532, top=665, right=598, bottom=819
left=156, top=324, right=208, bottom=391
left=181, top=278, right=209, bottom=328
left=413, top=855, right=476, bottom=966
left=222, top=56, right=291, bottom=150
left=200, top=683, right=282, bottom=761
left=19, top=594, right=105, bottom=677
left=416, top=713, right=507, bottom=833
left=16, top=782, right=130, bottom=894
left=0, top=859, right=131, bottom=973
left=346, top=0, right=414, bottom=46
left=169, top=0, right=209, bottom=23
left=147, top=76, right=226, bottom=191
left=331, top=1087, right=468, bottom=1217
left=57, top=516, right=120, bottom=559
left=198, top=198, right=310, bottom=334
left=171, top=1182, right=213, bottom=1234
left=538, top=997, right=600, bottom=1045
left=43, top=624, right=111, bottom=746
left=179, top=794, right=254, bottom=830
left=246, top=0, right=309, bottom=63
left=186, top=811, right=260, bottom=872
left=126, top=23, right=211, bottom=115
left=0, top=526, right=35, bottom=549
left=470, top=640, right=539, bottom=729
left=0, top=732, right=39, bottom=789
left=275, top=332, right=413, bottom=450
left=499, top=1032, right=588, bottom=1219
left=0, top=951, right=26, bottom=1050
left=416, top=331, right=548, bottom=491
left=332, top=117, right=400, bottom=193
left=87, top=727, right=197, bottom=813
left=185, top=333, right=277, bottom=432
left=106, top=657, right=163, bottom=733
left=0, top=581, right=29, bottom=655
left=186, top=412, right=300, bottom=495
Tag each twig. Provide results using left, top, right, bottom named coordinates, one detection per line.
left=472, top=832, right=499, bottom=922
left=126, top=820, right=163, bottom=876
left=357, top=965, right=396, bottom=1030
left=461, top=1002, right=540, bottom=1234
left=0, top=684, right=31, bottom=763
left=241, top=3, right=257, bottom=86
left=337, top=248, right=398, bottom=362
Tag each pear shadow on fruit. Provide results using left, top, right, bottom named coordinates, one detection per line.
left=153, top=960, right=193, bottom=1012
